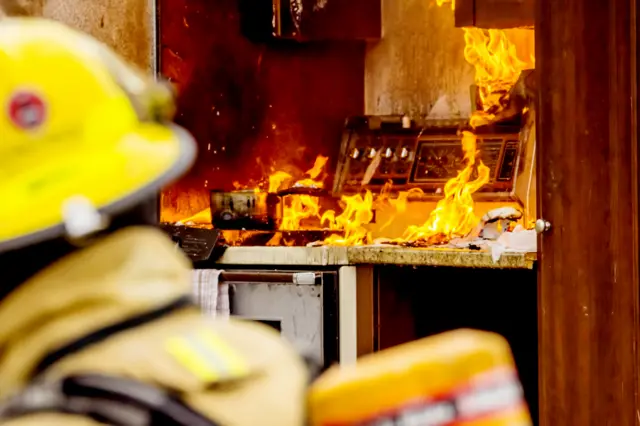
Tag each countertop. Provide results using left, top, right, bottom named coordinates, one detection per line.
left=215, top=246, right=536, bottom=269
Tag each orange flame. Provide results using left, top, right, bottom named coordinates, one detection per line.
left=464, top=28, right=529, bottom=127
left=401, top=131, right=490, bottom=244
left=313, top=7, right=532, bottom=246
left=435, top=0, right=455, bottom=9
left=321, top=191, right=374, bottom=245
left=170, top=10, right=534, bottom=248
left=393, top=24, right=531, bottom=245
left=268, top=171, right=292, bottom=193
left=276, top=155, right=329, bottom=230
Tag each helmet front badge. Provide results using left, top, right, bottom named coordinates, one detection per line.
left=7, top=91, right=47, bottom=130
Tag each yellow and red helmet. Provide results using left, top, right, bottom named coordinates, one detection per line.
left=0, top=18, right=196, bottom=253
left=309, top=329, right=532, bottom=426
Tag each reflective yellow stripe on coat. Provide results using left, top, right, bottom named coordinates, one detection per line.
left=165, top=329, right=249, bottom=382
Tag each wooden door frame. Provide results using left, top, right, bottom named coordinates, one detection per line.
left=536, top=0, right=640, bottom=423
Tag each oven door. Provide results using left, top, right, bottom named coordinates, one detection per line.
left=218, top=270, right=338, bottom=368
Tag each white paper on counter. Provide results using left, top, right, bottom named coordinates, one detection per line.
left=488, top=226, right=537, bottom=262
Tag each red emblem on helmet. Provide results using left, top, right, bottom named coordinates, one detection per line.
left=7, top=91, right=47, bottom=130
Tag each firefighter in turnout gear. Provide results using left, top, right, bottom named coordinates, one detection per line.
left=0, top=18, right=307, bottom=426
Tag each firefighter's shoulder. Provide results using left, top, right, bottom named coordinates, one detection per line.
left=159, top=313, right=303, bottom=386
left=49, top=309, right=307, bottom=392
left=130, top=312, right=309, bottom=426
left=32, top=311, right=308, bottom=426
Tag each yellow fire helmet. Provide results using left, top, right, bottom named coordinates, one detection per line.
left=0, top=18, right=197, bottom=253
left=309, top=329, right=532, bottom=426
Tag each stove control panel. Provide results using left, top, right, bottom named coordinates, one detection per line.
left=332, top=116, right=525, bottom=203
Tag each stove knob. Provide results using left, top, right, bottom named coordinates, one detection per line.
left=349, top=148, right=360, bottom=159
left=400, top=146, right=411, bottom=160
left=366, top=147, right=377, bottom=159
left=221, top=212, right=234, bottom=221
left=383, top=147, right=394, bottom=159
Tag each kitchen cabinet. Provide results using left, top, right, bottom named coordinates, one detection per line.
left=455, top=0, right=534, bottom=28
left=240, top=0, right=382, bottom=42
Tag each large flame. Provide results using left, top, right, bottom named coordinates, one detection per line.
left=316, top=20, right=530, bottom=246
left=321, top=191, right=375, bottom=245
left=271, top=155, right=329, bottom=231
left=464, top=28, right=530, bottom=127
left=268, top=171, right=292, bottom=193
left=400, top=131, right=490, bottom=244
left=389, top=17, right=533, bottom=245
left=171, top=5, right=534, bottom=247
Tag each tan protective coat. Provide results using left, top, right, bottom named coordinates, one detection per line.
left=0, top=228, right=307, bottom=426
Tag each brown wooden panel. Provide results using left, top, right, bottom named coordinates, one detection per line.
left=375, top=267, right=417, bottom=352
left=536, top=0, right=639, bottom=423
left=453, top=0, right=474, bottom=28
left=356, top=266, right=375, bottom=356
left=239, top=0, right=381, bottom=42
left=158, top=0, right=366, bottom=219
left=455, top=0, right=534, bottom=28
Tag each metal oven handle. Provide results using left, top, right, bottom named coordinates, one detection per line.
left=218, top=271, right=319, bottom=285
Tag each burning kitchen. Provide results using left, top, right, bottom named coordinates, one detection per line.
left=158, top=0, right=538, bottom=422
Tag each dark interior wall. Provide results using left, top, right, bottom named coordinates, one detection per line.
left=377, top=266, right=539, bottom=425
left=158, top=0, right=366, bottom=219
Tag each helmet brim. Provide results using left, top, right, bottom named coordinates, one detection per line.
left=0, top=124, right=197, bottom=254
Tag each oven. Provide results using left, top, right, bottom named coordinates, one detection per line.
left=214, top=269, right=339, bottom=367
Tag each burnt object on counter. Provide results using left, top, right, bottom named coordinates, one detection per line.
left=160, top=224, right=227, bottom=262
left=239, top=0, right=381, bottom=42
left=210, top=190, right=283, bottom=230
